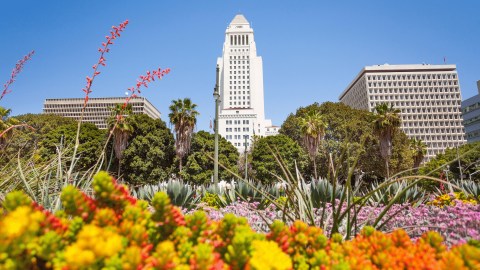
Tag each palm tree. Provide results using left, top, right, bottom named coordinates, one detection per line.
left=298, top=111, right=326, bottom=180
left=410, top=138, right=427, bottom=172
left=169, top=98, right=199, bottom=173
left=373, top=103, right=401, bottom=178
left=0, top=106, right=20, bottom=148
left=108, top=104, right=134, bottom=176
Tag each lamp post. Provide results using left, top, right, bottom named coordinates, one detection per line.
left=244, top=135, right=248, bottom=180
left=444, top=165, right=453, bottom=193
left=213, top=65, right=220, bottom=184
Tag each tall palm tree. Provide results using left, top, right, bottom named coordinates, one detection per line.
left=169, top=98, right=199, bottom=173
left=108, top=104, right=134, bottom=176
left=373, top=103, right=401, bottom=178
left=298, top=111, right=326, bottom=180
left=410, top=138, right=427, bottom=172
left=0, top=106, right=20, bottom=148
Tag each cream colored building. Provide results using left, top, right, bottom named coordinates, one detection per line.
left=217, top=14, right=278, bottom=152
left=339, top=64, right=466, bottom=160
left=43, top=97, right=160, bottom=129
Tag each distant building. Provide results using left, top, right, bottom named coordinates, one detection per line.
left=43, top=97, right=160, bottom=129
left=340, top=64, right=466, bottom=161
left=216, top=14, right=278, bottom=152
left=461, top=81, right=480, bottom=142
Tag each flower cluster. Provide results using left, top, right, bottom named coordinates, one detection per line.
left=429, top=192, right=478, bottom=207
left=1, top=50, right=35, bottom=101
left=124, top=68, right=171, bottom=107
left=1, top=171, right=479, bottom=269
left=82, top=20, right=129, bottom=106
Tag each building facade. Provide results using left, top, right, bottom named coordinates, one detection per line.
left=461, top=81, right=480, bottom=143
left=217, top=14, right=278, bottom=152
left=339, top=64, right=466, bottom=161
left=43, top=97, right=160, bottom=129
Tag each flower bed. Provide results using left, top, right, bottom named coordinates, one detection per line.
left=1, top=172, right=479, bottom=269
left=196, top=199, right=480, bottom=246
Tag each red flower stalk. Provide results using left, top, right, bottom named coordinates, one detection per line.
left=82, top=20, right=129, bottom=107
left=124, top=67, right=171, bottom=107
left=1, top=51, right=35, bottom=101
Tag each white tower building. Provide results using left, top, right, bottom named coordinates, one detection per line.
left=339, top=64, right=466, bottom=161
left=217, top=14, right=278, bottom=152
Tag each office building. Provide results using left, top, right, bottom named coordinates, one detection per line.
left=461, top=81, right=480, bottom=142
left=339, top=64, right=466, bottom=161
left=216, top=14, right=278, bottom=152
left=43, top=97, right=160, bottom=129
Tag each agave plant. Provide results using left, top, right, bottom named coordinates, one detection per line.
left=132, top=179, right=201, bottom=210
left=364, top=180, right=427, bottom=206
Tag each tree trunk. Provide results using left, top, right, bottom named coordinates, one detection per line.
left=179, top=158, right=183, bottom=172
left=313, top=157, right=318, bottom=180
left=385, top=159, right=390, bottom=179
left=117, top=160, right=122, bottom=181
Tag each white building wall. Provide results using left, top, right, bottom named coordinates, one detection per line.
left=340, top=64, right=466, bottom=161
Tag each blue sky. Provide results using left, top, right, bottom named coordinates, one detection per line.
left=1, top=1, right=479, bottom=130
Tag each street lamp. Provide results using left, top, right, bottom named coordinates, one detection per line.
left=213, top=65, right=220, bottom=184
left=444, top=165, right=453, bottom=193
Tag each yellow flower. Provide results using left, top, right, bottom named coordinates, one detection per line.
left=0, top=206, right=44, bottom=240
left=249, top=240, right=292, bottom=270
left=63, top=225, right=123, bottom=268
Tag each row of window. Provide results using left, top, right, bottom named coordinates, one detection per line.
left=230, top=55, right=249, bottom=59
left=369, top=81, right=457, bottom=87
left=229, top=86, right=250, bottom=89
left=229, top=75, right=250, bottom=80
left=229, top=96, right=249, bottom=100
left=230, top=48, right=248, bottom=52
left=229, top=65, right=249, bottom=70
left=404, top=134, right=464, bottom=142
left=368, top=87, right=459, bottom=94
left=226, top=135, right=250, bottom=140
left=370, top=100, right=461, bottom=108
left=463, top=115, right=480, bottom=126
left=230, top=81, right=249, bottom=85
left=230, top=60, right=249, bottom=65
left=230, top=91, right=249, bottom=95
left=226, top=120, right=250, bottom=125
left=233, top=142, right=250, bottom=147
left=230, top=34, right=249, bottom=46
left=367, top=74, right=456, bottom=81
left=225, top=127, right=250, bottom=132
left=463, top=101, right=480, bottom=113
left=403, top=113, right=461, bottom=120
left=229, top=101, right=250, bottom=106
left=229, top=70, right=249, bottom=75
left=370, top=94, right=460, bottom=101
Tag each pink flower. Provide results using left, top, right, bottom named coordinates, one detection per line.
left=1, top=50, right=35, bottom=101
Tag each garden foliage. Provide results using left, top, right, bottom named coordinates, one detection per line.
left=1, top=171, right=479, bottom=269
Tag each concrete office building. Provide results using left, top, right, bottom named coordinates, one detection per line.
left=461, top=81, right=480, bottom=142
left=43, top=97, right=160, bottom=129
left=216, top=14, right=278, bottom=152
left=339, top=64, right=466, bottom=161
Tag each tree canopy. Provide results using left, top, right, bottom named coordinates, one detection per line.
left=169, top=98, right=199, bottom=173
left=121, top=114, right=176, bottom=186
left=180, top=131, right=239, bottom=184
left=420, top=141, right=480, bottom=183
left=280, top=102, right=414, bottom=182
left=39, top=122, right=106, bottom=170
left=250, top=134, right=309, bottom=184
